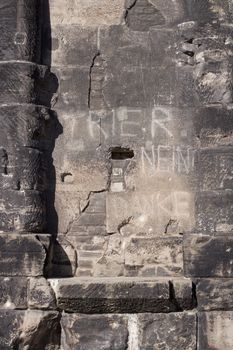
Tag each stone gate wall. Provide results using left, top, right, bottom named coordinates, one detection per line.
left=1, top=0, right=233, bottom=349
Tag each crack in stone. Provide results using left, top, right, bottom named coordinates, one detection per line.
left=88, top=52, right=100, bottom=109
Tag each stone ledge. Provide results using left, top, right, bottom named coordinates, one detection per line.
left=49, top=277, right=195, bottom=313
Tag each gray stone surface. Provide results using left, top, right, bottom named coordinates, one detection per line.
left=1, top=0, right=233, bottom=348
left=198, top=311, right=233, bottom=350
left=138, top=312, right=196, bottom=349
left=28, top=277, right=56, bottom=310
left=184, top=234, right=233, bottom=277
left=51, top=277, right=195, bottom=313
left=0, top=277, right=27, bottom=310
left=0, top=0, right=42, bottom=62
left=52, top=277, right=172, bottom=313
left=197, top=279, right=233, bottom=311
left=0, top=310, right=60, bottom=349
left=0, top=234, right=51, bottom=277
left=61, top=313, right=128, bottom=350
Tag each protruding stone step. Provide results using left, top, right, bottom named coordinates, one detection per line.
left=50, top=277, right=194, bottom=313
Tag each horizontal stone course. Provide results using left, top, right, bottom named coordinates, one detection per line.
left=50, top=277, right=194, bottom=313
left=60, top=311, right=197, bottom=350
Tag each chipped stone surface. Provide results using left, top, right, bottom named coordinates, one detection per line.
left=138, top=312, right=196, bottom=350
left=51, top=277, right=195, bottom=313
left=0, top=277, right=27, bottom=310
left=28, top=277, right=56, bottom=310
left=0, top=310, right=60, bottom=349
left=52, top=277, right=172, bottom=313
left=61, top=313, right=128, bottom=350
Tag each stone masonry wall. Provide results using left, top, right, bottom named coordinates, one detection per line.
left=1, top=0, right=233, bottom=349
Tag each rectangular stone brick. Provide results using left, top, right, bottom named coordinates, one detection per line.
left=197, top=278, right=233, bottom=311
left=51, top=277, right=173, bottom=313
left=44, top=25, right=98, bottom=67
left=0, top=277, right=28, bottom=309
left=61, top=313, right=128, bottom=350
left=184, top=234, right=233, bottom=277
left=138, top=312, right=196, bottom=350
left=125, top=237, right=183, bottom=277
left=195, top=191, right=233, bottom=233
left=0, top=234, right=50, bottom=276
left=0, top=310, right=60, bottom=349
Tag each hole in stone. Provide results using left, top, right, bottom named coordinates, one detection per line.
left=186, top=38, right=194, bottom=44
left=61, top=172, right=73, bottom=183
left=183, top=50, right=194, bottom=57
left=110, top=147, right=134, bottom=160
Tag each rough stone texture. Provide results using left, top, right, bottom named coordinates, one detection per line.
left=137, top=312, right=196, bottom=350
left=28, top=277, right=56, bottom=310
left=60, top=312, right=196, bottom=350
left=51, top=277, right=195, bottom=313
left=198, top=311, right=233, bottom=350
left=0, top=310, right=60, bottom=349
left=49, top=0, right=126, bottom=26
left=0, top=0, right=42, bottom=62
left=0, top=277, right=28, bottom=310
left=184, top=234, right=233, bottom=277
left=197, top=279, right=233, bottom=311
left=61, top=314, right=128, bottom=350
left=0, top=234, right=51, bottom=277
left=1, top=0, right=233, bottom=348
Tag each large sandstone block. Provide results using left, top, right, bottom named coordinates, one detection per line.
left=61, top=312, right=196, bottom=350
left=0, top=234, right=51, bottom=276
left=28, top=277, right=56, bottom=310
left=125, top=236, right=183, bottom=277
left=195, top=191, right=233, bottom=233
left=43, top=25, right=98, bottom=68
left=61, top=313, right=128, bottom=350
left=0, top=310, right=60, bottom=349
left=51, top=66, right=89, bottom=112
left=0, top=105, right=51, bottom=150
left=49, top=0, right=125, bottom=26
left=193, top=107, right=233, bottom=148
left=137, top=312, right=196, bottom=349
left=184, top=234, right=233, bottom=277
left=197, top=279, right=233, bottom=311
left=0, top=0, right=42, bottom=62
left=51, top=277, right=172, bottom=313
left=0, top=190, right=46, bottom=232
left=0, top=277, right=27, bottom=309
left=198, top=311, right=233, bottom=350
left=51, top=277, right=194, bottom=313
left=0, top=63, right=57, bottom=107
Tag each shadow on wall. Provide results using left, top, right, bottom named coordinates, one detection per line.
left=41, top=1, right=74, bottom=277
left=41, top=0, right=62, bottom=239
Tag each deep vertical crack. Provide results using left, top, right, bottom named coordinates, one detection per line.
left=88, top=52, right=100, bottom=109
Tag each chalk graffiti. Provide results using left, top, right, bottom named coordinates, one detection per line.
left=141, top=145, right=196, bottom=174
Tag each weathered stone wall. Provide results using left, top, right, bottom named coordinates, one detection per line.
left=1, top=0, right=233, bottom=348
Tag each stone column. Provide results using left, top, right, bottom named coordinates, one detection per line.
left=0, top=2, right=60, bottom=347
